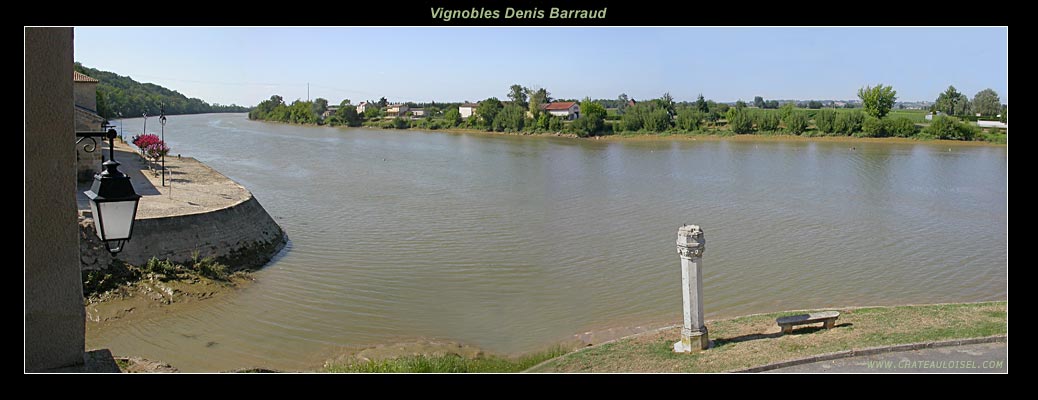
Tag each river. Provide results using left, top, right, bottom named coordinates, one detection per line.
left=88, top=113, right=1008, bottom=371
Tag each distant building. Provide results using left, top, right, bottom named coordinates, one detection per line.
left=356, top=101, right=371, bottom=114
left=409, top=108, right=426, bottom=119
left=627, top=99, right=636, bottom=107
left=977, top=120, right=1007, bottom=129
left=459, top=103, right=478, bottom=119
left=74, top=71, right=104, bottom=182
left=386, top=104, right=409, bottom=116
left=322, top=105, right=340, bottom=119
left=924, top=111, right=946, bottom=121
left=543, top=101, right=581, bottom=120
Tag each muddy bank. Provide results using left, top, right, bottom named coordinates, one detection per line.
left=86, top=272, right=253, bottom=333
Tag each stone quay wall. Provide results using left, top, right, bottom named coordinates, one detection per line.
left=80, top=194, right=287, bottom=272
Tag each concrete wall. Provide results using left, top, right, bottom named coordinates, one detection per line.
left=83, top=195, right=287, bottom=271
left=25, top=27, right=85, bottom=371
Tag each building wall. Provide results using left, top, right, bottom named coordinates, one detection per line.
left=459, top=107, right=475, bottom=119
left=73, top=81, right=97, bottom=112
left=91, top=195, right=287, bottom=270
left=74, top=109, right=104, bottom=182
left=25, top=27, right=85, bottom=371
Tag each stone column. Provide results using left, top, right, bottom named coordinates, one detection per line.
left=25, top=27, right=85, bottom=371
left=674, top=224, right=708, bottom=352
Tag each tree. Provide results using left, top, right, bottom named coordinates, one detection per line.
left=508, top=84, right=528, bottom=108
left=444, top=108, right=462, bottom=127
left=655, top=92, right=675, bottom=116
left=783, top=111, right=809, bottom=135
left=726, top=108, right=754, bottom=134
left=972, top=89, right=1001, bottom=117
left=676, top=108, right=704, bottom=131
left=735, top=100, right=747, bottom=109
left=571, top=98, right=606, bottom=137
left=336, top=105, right=362, bottom=127
left=617, top=93, right=630, bottom=115
left=476, top=97, right=503, bottom=129
left=779, top=102, right=796, bottom=120
left=494, top=104, right=527, bottom=132
left=755, top=111, right=779, bottom=131
left=312, top=98, right=328, bottom=118
left=936, top=86, right=962, bottom=116
left=765, top=100, right=779, bottom=109
left=527, top=87, right=551, bottom=117
left=377, top=97, right=389, bottom=108
left=363, top=106, right=383, bottom=119
left=922, top=115, right=977, bottom=140
left=807, top=100, right=823, bottom=109
left=1000, top=104, right=1007, bottom=123
left=834, top=111, right=864, bottom=135
left=815, top=109, right=837, bottom=133
left=695, top=94, right=708, bottom=113
left=857, top=84, right=897, bottom=119
left=753, top=96, right=765, bottom=108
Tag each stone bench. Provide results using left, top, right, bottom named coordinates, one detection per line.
left=776, top=311, right=841, bottom=334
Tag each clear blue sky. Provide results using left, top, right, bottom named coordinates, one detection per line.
left=74, top=27, right=1008, bottom=106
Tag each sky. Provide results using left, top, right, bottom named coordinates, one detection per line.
left=73, top=27, right=1008, bottom=107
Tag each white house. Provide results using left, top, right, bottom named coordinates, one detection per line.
left=386, top=104, right=409, bottom=116
left=977, top=120, right=1007, bottom=129
left=356, top=101, right=371, bottom=114
left=459, top=103, right=478, bottom=119
left=543, top=101, right=580, bottom=120
left=409, top=108, right=426, bottom=119
left=924, top=111, right=946, bottom=121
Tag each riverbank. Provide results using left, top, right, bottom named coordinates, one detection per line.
left=329, top=123, right=1007, bottom=147
left=317, top=302, right=1006, bottom=373
left=527, top=301, right=1007, bottom=372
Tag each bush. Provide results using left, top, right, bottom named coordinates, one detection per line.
left=191, top=254, right=230, bottom=281
left=143, top=257, right=183, bottom=279
left=886, top=117, right=918, bottom=137
left=675, top=109, right=704, bottom=131
left=815, top=109, right=837, bottom=134
left=921, top=116, right=977, bottom=140
left=391, top=117, right=409, bottom=129
left=783, top=111, right=809, bottom=135
left=755, top=111, right=780, bottom=132
left=858, top=116, right=886, bottom=137
left=834, top=111, right=864, bottom=135
left=726, top=108, right=754, bottom=134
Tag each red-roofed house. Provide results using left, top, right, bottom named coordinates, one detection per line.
left=543, top=101, right=580, bottom=120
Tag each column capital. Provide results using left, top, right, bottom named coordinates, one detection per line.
left=676, top=224, right=705, bottom=259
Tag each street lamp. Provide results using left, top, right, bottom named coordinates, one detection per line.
left=78, top=128, right=141, bottom=254
left=160, top=107, right=167, bottom=186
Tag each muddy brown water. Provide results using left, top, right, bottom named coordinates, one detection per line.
left=86, top=113, right=1007, bottom=371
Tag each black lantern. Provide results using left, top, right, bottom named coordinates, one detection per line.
left=80, top=128, right=141, bottom=254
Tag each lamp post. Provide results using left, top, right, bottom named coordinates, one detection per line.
left=76, top=128, right=141, bottom=254
left=142, top=112, right=148, bottom=135
left=160, top=107, right=167, bottom=187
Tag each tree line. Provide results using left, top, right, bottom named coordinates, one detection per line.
left=74, top=63, right=250, bottom=119
left=247, top=82, right=1005, bottom=143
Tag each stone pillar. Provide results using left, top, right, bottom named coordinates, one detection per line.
left=674, top=224, right=708, bottom=352
left=25, top=27, right=85, bottom=371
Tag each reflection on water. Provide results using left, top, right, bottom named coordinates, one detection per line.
left=91, top=113, right=1007, bottom=371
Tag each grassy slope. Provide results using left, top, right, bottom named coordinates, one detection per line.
left=529, top=302, right=1006, bottom=372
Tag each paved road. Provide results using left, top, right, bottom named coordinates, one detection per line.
left=767, top=342, right=1007, bottom=373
